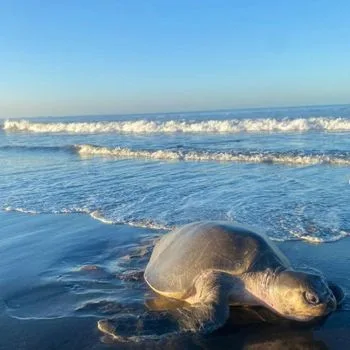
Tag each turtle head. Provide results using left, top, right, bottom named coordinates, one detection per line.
left=270, top=269, right=337, bottom=321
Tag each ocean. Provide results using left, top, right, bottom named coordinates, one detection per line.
left=2, top=104, right=350, bottom=242
left=1, top=104, right=350, bottom=349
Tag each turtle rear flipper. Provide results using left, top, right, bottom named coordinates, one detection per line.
left=97, top=303, right=230, bottom=342
left=97, top=311, right=180, bottom=342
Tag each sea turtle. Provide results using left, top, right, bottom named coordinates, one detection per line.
left=98, top=222, right=344, bottom=339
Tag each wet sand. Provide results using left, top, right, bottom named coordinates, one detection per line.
left=0, top=212, right=349, bottom=349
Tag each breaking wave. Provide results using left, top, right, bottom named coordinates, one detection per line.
left=2, top=142, right=350, bottom=166
left=75, top=144, right=350, bottom=166
left=4, top=117, right=350, bottom=134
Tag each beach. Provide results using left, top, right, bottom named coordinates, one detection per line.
left=1, top=211, right=349, bottom=349
left=1, top=107, right=350, bottom=348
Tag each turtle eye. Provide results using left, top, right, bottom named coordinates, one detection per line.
left=304, top=291, right=320, bottom=305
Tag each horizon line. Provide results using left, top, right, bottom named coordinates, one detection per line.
left=2, top=102, right=350, bottom=120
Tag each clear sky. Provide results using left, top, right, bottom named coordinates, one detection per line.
left=1, top=0, right=350, bottom=117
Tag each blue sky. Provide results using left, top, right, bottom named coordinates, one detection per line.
left=1, top=0, right=350, bottom=117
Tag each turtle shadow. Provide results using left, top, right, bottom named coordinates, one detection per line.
left=203, top=306, right=330, bottom=350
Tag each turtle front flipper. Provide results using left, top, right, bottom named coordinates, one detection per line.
left=176, top=270, right=232, bottom=333
left=175, top=301, right=230, bottom=334
left=97, top=271, right=232, bottom=342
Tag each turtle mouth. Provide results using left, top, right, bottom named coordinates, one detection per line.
left=285, top=312, right=327, bottom=322
left=273, top=300, right=336, bottom=322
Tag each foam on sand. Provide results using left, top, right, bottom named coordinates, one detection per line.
left=3, top=206, right=172, bottom=231
left=2, top=206, right=349, bottom=243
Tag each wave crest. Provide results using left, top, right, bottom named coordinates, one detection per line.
left=4, top=117, right=350, bottom=134
left=75, top=144, right=350, bottom=166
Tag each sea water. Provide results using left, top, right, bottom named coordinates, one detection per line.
left=1, top=104, right=350, bottom=243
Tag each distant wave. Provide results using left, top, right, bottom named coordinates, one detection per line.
left=75, top=144, right=350, bottom=166
left=4, top=117, right=350, bottom=134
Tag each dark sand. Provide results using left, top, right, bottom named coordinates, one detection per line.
left=0, top=212, right=349, bottom=349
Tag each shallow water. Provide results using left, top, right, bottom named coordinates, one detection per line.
left=1, top=105, right=350, bottom=243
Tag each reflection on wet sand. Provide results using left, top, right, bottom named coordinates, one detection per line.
left=98, top=307, right=329, bottom=350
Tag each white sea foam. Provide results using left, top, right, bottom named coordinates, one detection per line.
left=289, top=229, right=350, bottom=243
left=3, top=206, right=171, bottom=231
left=4, top=117, right=350, bottom=134
left=89, top=210, right=115, bottom=225
left=75, top=144, right=350, bottom=166
left=3, top=206, right=348, bottom=242
left=64, top=209, right=172, bottom=231
left=3, top=206, right=39, bottom=214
